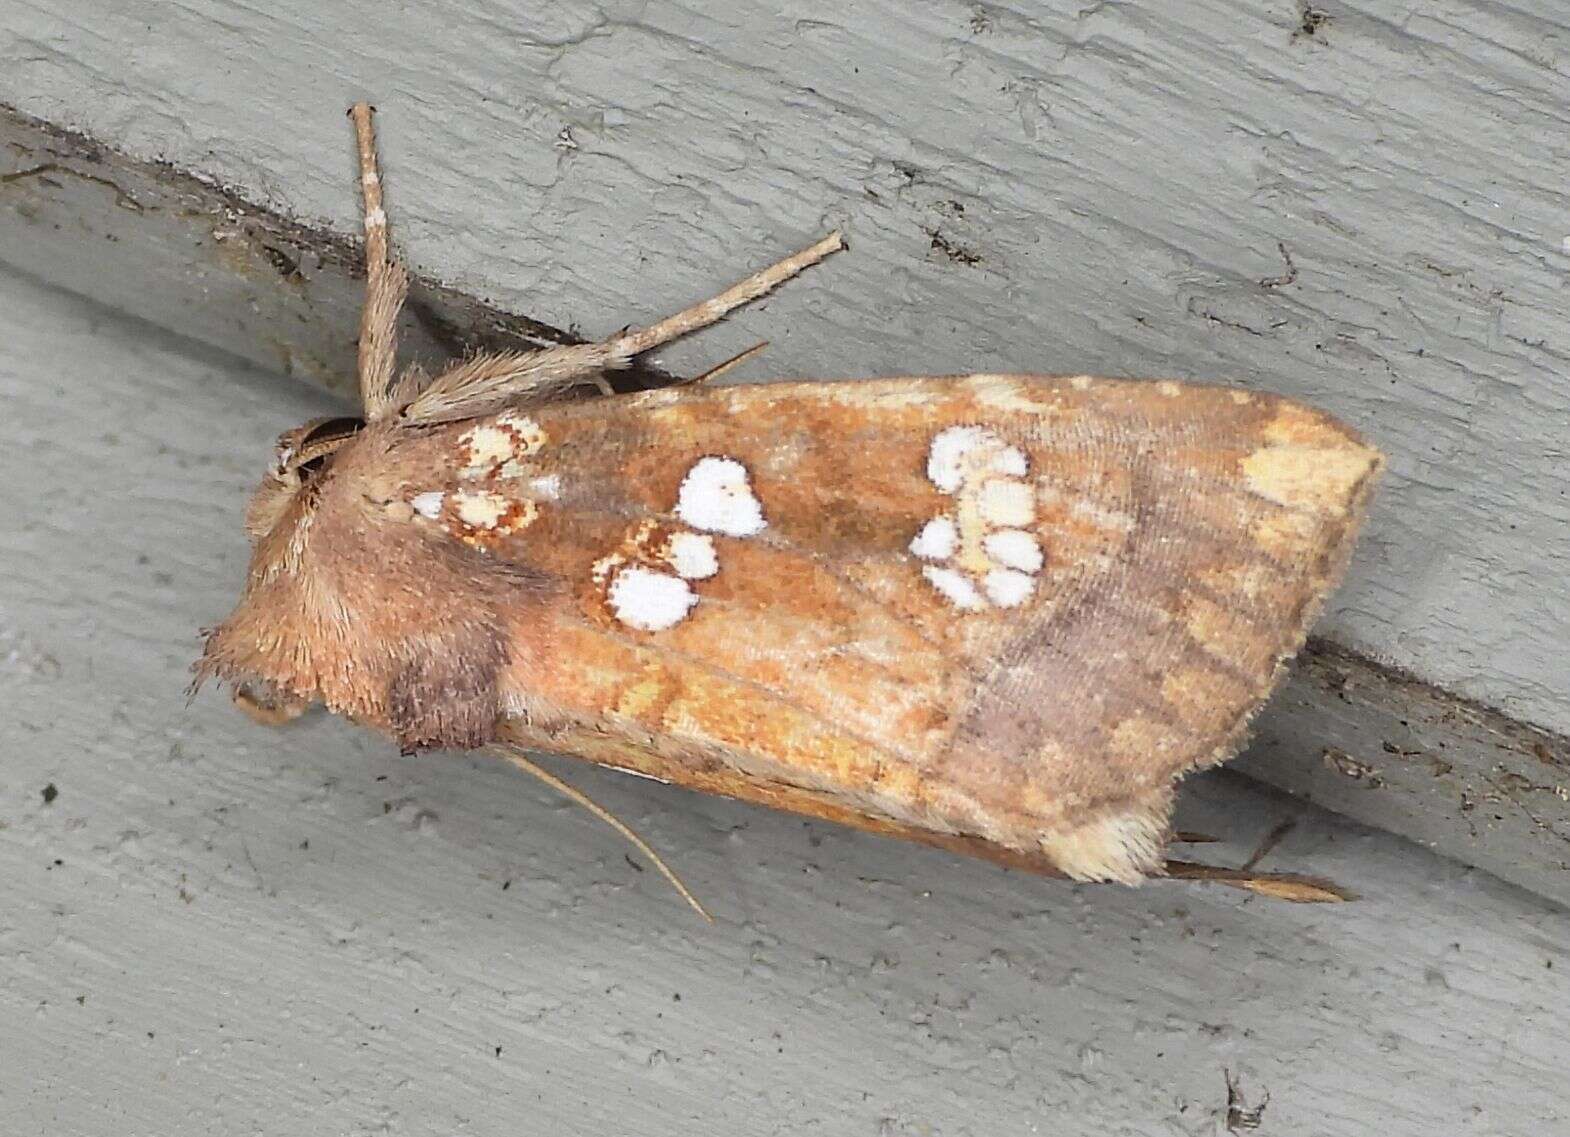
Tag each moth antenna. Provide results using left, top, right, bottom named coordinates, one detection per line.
left=495, top=747, right=714, bottom=922
left=682, top=340, right=769, bottom=387
left=349, top=102, right=409, bottom=420
left=400, top=234, right=841, bottom=424
left=602, top=233, right=841, bottom=363
left=1161, top=860, right=1353, bottom=902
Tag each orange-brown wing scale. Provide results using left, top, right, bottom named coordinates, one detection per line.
left=371, top=374, right=1380, bottom=882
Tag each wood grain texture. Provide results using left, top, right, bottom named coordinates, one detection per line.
left=2, top=271, right=1566, bottom=1135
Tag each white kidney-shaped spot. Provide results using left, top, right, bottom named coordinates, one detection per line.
left=983, top=529, right=1043, bottom=573
left=909, top=515, right=959, bottom=560
left=675, top=456, right=766, bottom=537
left=666, top=531, right=719, bottom=580
left=983, top=568, right=1036, bottom=608
left=410, top=491, right=445, bottom=519
left=607, top=565, right=699, bottom=632
left=922, top=565, right=986, bottom=611
left=916, top=422, right=1043, bottom=612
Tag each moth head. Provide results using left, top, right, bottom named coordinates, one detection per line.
left=245, top=415, right=366, bottom=540
left=194, top=414, right=370, bottom=700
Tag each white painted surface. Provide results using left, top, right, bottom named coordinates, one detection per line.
left=2, top=0, right=1567, bottom=731
left=2, top=271, right=1568, bottom=1135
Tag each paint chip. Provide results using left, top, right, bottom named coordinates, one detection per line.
left=675, top=456, right=766, bottom=537
left=607, top=566, right=699, bottom=631
left=410, top=491, right=445, bottom=519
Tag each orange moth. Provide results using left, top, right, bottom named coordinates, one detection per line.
left=196, top=105, right=1382, bottom=915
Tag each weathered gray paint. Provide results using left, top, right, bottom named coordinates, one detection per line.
left=2, top=268, right=1566, bottom=1136
left=3, top=0, right=1566, bottom=735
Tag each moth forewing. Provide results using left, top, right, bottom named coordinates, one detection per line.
left=196, top=105, right=1382, bottom=907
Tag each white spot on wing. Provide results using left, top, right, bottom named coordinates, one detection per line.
left=983, top=529, right=1044, bottom=573
left=528, top=474, right=562, bottom=500
left=909, top=516, right=959, bottom=560
left=459, top=424, right=515, bottom=476
left=992, top=445, right=1029, bottom=478
left=606, top=566, right=698, bottom=631
left=926, top=425, right=995, bottom=492
left=495, top=411, right=547, bottom=453
left=978, top=479, right=1036, bottom=527
left=410, top=491, right=444, bottom=519
left=983, top=568, right=1036, bottom=608
left=922, top=565, right=985, bottom=611
left=453, top=490, right=509, bottom=529
left=667, top=531, right=719, bottom=580
left=916, top=422, right=1043, bottom=612
left=675, top=456, right=766, bottom=537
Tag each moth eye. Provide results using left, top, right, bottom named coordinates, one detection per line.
left=273, top=416, right=366, bottom=479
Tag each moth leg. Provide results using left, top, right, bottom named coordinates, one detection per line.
left=494, top=746, right=713, bottom=921
left=232, top=682, right=310, bottom=727
left=401, top=234, right=841, bottom=424
left=679, top=340, right=769, bottom=387
left=348, top=102, right=410, bottom=421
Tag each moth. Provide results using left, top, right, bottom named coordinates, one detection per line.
left=196, top=105, right=1382, bottom=914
